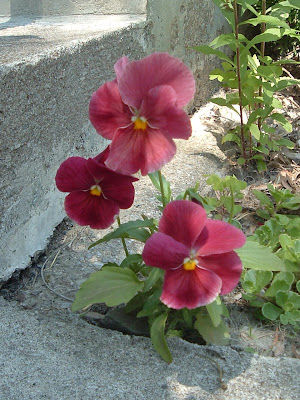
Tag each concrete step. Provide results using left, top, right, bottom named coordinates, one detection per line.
left=0, top=0, right=227, bottom=283
left=0, top=14, right=147, bottom=283
left=0, top=0, right=147, bottom=17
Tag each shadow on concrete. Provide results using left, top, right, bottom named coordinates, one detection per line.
left=0, top=0, right=43, bottom=29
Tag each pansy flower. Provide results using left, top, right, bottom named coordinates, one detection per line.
left=89, top=52, right=195, bottom=176
left=142, top=200, right=246, bottom=310
left=55, top=147, right=138, bottom=229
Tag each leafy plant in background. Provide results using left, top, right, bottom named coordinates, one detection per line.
left=200, top=174, right=300, bottom=327
left=243, top=185, right=300, bottom=327
left=193, top=0, right=300, bottom=171
left=55, top=52, right=289, bottom=363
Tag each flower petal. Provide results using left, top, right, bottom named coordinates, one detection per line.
left=159, top=200, right=207, bottom=249
left=118, top=52, right=195, bottom=109
left=140, top=85, right=192, bottom=140
left=114, top=56, right=129, bottom=82
left=105, top=125, right=176, bottom=176
left=89, top=80, right=132, bottom=139
left=55, top=157, right=93, bottom=192
left=198, top=251, right=243, bottom=295
left=161, top=266, right=222, bottom=309
left=86, top=158, right=138, bottom=209
left=194, top=220, right=246, bottom=256
left=65, top=191, right=119, bottom=229
left=93, top=146, right=110, bottom=164
left=142, top=232, right=189, bottom=270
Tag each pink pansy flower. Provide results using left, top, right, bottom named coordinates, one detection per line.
left=55, top=147, right=138, bottom=229
left=142, top=200, right=246, bottom=310
left=89, top=52, right=195, bottom=176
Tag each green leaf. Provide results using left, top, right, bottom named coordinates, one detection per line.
left=148, top=172, right=171, bottom=203
left=273, top=272, right=295, bottom=286
left=262, top=302, right=282, bottom=320
left=236, top=240, right=286, bottom=271
left=265, top=280, right=291, bottom=297
left=195, top=314, right=230, bottom=345
left=249, top=124, right=261, bottom=141
left=192, top=45, right=234, bottom=64
left=150, top=313, right=172, bottom=363
left=297, top=281, right=300, bottom=294
left=222, top=133, right=241, bottom=144
left=252, top=189, right=274, bottom=209
left=276, top=291, right=300, bottom=311
left=240, top=15, right=290, bottom=29
left=256, top=159, right=267, bottom=172
left=72, top=267, right=144, bottom=311
left=271, top=113, right=292, bottom=133
left=206, top=296, right=223, bottom=327
left=137, top=289, right=162, bottom=318
left=88, top=219, right=156, bottom=249
left=143, top=268, right=164, bottom=293
left=120, top=254, right=143, bottom=269
left=242, top=270, right=273, bottom=294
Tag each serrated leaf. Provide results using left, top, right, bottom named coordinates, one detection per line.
left=262, top=302, right=282, bottom=320
left=236, top=240, right=286, bottom=271
left=150, top=313, right=172, bottom=363
left=195, top=314, right=230, bottom=345
left=72, top=267, right=144, bottom=311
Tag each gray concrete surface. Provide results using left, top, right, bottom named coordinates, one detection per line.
left=0, top=0, right=147, bottom=17
left=0, top=0, right=228, bottom=283
left=0, top=16, right=147, bottom=283
left=0, top=296, right=299, bottom=400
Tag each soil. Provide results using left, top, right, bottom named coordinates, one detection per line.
left=1, top=89, right=299, bottom=359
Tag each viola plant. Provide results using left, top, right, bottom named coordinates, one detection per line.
left=56, top=52, right=287, bottom=363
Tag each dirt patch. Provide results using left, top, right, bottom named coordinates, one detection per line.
left=1, top=91, right=299, bottom=359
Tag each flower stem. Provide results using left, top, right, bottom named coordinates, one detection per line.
left=158, top=170, right=166, bottom=208
left=233, top=0, right=247, bottom=161
left=117, top=216, right=129, bottom=257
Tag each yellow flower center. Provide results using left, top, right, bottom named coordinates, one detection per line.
left=132, top=116, right=148, bottom=131
left=90, top=185, right=102, bottom=196
left=183, top=258, right=197, bottom=271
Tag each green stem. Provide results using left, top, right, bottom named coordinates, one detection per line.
left=233, top=0, right=247, bottom=161
left=158, top=170, right=166, bottom=208
left=228, top=185, right=235, bottom=224
left=117, top=216, right=129, bottom=257
left=258, top=0, right=266, bottom=135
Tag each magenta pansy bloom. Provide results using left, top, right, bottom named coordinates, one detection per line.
left=142, top=200, right=246, bottom=310
left=89, top=52, right=195, bottom=176
left=55, top=147, right=138, bottom=229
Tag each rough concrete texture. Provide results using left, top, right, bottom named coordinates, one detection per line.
left=0, top=0, right=228, bottom=283
left=0, top=296, right=299, bottom=400
left=146, top=0, right=229, bottom=109
left=0, top=16, right=147, bottom=283
left=0, top=0, right=147, bottom=17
